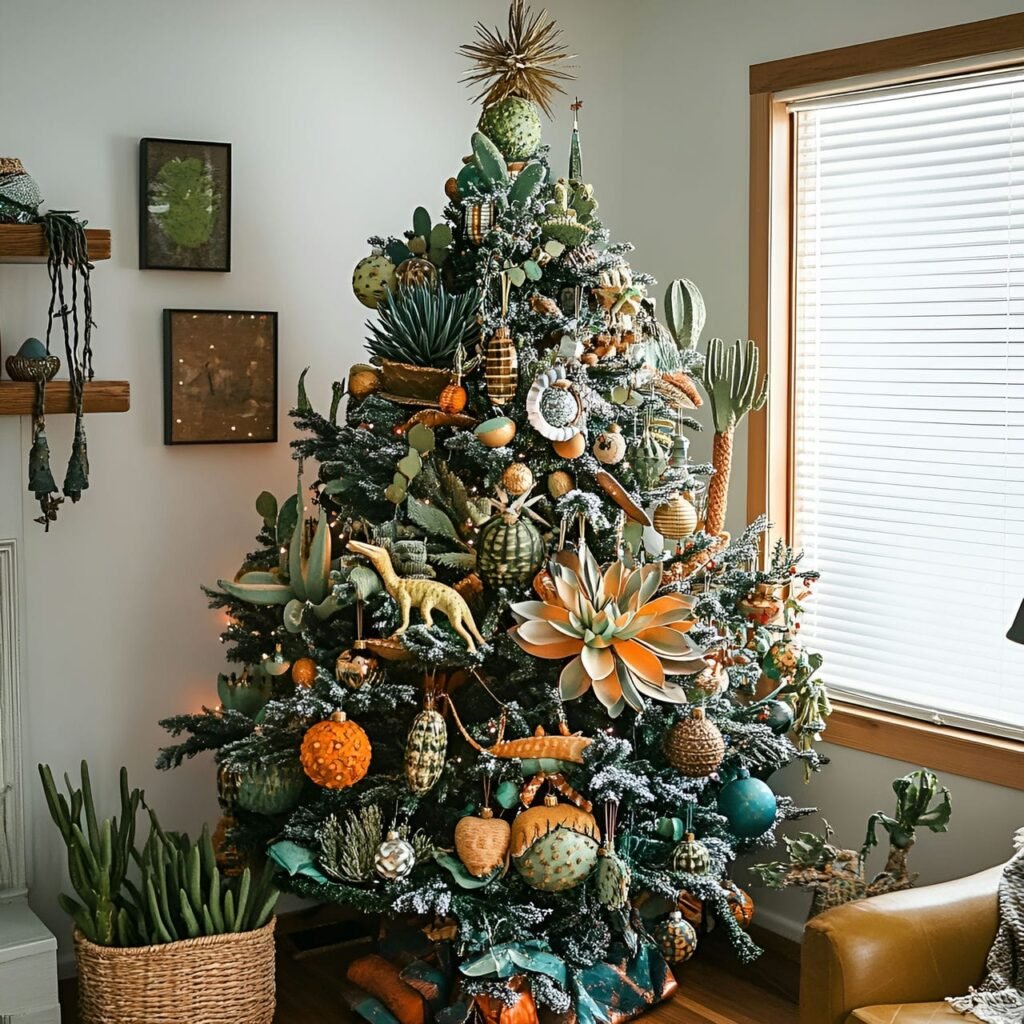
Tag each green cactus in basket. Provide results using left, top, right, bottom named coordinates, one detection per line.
left=701, top=338, right=767, bottom=537
left=366, top=284, right=480, bottom=368
left=39, top=762, right=279, bottom=947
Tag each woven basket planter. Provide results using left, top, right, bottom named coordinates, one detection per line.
left=73, top=919, right=276, bottom=1024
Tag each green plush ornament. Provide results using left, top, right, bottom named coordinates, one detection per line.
left=478, top=96, right=542, bottom=161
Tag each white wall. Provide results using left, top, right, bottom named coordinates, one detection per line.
left=0, top=0, right=626, bottom=963
left=621, top=0, right=1024, bottom=937
left=3, top=0, right=1023, bottom=963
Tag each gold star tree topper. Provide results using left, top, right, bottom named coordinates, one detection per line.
left=460, top=0, right=576, bottom=118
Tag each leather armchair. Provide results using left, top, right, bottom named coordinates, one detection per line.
left=800, top=865, right=1002, bottom=1024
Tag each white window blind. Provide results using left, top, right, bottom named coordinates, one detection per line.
left=792, top=68, right=1024, bottom=740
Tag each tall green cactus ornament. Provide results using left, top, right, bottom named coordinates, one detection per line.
left=702, top=338, right=767, bottom=536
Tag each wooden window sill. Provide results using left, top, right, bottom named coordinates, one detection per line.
left=825, top=701, right=1024, bottom=791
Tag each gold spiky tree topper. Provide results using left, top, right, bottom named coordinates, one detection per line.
left=459, top=0, right=576, bottom=117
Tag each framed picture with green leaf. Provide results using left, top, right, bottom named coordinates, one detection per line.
left=139, top=138, right=231, bottom=271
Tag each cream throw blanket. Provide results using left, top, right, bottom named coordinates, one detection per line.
left=948, top=828, right=1024, bottom=1024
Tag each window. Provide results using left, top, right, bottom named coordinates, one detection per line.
left=748, top=14, right=1024, bottom=784
left=791, top=70, right=1024, bottom=741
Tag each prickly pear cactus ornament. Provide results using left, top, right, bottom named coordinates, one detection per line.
left=404, top=702, right=448, bottom=796
left=655, top=910, right=698, bottom=964
left=672, top=833, right=711, bottom=875
left=352, top=248, right=397, bottom=309
left=375, top=829, right=416, bottom=881
left=511, top=794, right=600, bottom=892
left=595, top=846, right=631, bottom=909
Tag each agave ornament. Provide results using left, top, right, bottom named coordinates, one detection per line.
left=509, top=547, right=708, bottom=716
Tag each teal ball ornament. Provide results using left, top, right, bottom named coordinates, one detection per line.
left=716, top=769, right=778, bottom=839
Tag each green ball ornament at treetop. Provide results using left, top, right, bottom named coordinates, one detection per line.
left=352, top=250, right=398, bottom=309
left=478, top=96, right=542, bottom=161
left=763, top=639, right=802, bottom=681
left=716, top=769, right=778, bottom=839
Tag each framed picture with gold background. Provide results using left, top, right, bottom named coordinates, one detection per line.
left=163, top=310, right=277, bottom=445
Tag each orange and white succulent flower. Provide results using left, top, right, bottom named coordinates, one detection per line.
left=509, top=547, right=708, bottom=717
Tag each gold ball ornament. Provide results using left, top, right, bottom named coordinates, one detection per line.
left=511, top=794, right=601, bottom=892
left=655, top=910, right=698, bottom=964
left=454, top=806, right=511, bottom=878
left=724, top=883, right=755, bottom=929
left=502, top=462, right=534, bottom=496
left=291, top=657, right=317, bottom=687
left=375, top=830, right=416, bottom=881
left=352, top=250, right=397, bottom=308
left=300, top=711, right=372, bottom=790
left=396, top=257, right=439, bottom=290
left=664, top=707, right=725, bottom=778
left=593, top=424, right=627, bottom=465
left=547, top=470, right=574, bottom=498
left=551, top=432, right=586, bottom=459
left=335, top=646, right=384, bottom=690
left=653, top=492, right=699, bottom=541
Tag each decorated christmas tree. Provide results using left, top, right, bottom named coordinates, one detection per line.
left=160, top=3, right=832, bottom=1020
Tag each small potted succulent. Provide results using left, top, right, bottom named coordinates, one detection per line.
left=40, top=762, right=279, bottom=1024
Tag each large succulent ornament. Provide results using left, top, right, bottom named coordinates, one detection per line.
left=509, top=547, right=708, bottom=716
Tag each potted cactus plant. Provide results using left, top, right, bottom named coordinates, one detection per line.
left=40, top=762, right=279, bottom=1024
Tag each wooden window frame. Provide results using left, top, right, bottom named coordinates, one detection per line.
left=747, top=13, right=1024, bottom=791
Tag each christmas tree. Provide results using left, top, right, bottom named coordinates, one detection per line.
left=159, top=3, right=832, bottom=1019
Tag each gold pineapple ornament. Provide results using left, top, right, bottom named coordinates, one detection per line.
left=664, top=707, right=725, bottom=778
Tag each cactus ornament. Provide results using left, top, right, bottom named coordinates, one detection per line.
left=702, top=338, right=767, bottom=537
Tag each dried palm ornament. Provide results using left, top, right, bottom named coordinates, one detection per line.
left=459, top=0, right=576, bottom=117
left=30, top=212, right=97, bottom=529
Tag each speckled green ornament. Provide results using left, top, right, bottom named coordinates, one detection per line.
left=595, top=848, right=631, bottom=909
left=511, top=799, right=600, bottom=892
left=235, top=761, right=305, bottom=815
left=352, top=250, right=398, bottom=309
left=478, top=97, right=542, bottom=161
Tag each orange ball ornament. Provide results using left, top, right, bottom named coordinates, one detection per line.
left=300, top=711, right=372, bottom=790
left=439, top=381, right=468, bottom=414
left=291, top=657, right=317, bottom=687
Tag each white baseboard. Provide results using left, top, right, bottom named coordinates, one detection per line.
left=752, top=904, right=806, bottom=946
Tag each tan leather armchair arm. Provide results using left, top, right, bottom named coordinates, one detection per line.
left=800, top=865, right=1002, bottom=1024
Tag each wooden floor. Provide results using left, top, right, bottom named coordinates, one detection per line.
left=60, top=912, right=799, bottom=1024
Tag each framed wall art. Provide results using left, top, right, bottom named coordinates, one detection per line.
left=163, top=310, right=277, bottom=445
left=140, top=138, right=231, bottom=271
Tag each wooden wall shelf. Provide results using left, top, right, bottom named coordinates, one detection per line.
left=0, top=381, right=130, bottom=416
left=0, top=225, right=112, bottom=264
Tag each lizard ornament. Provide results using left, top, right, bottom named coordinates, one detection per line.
left=347, top=540, right=486, bottom=653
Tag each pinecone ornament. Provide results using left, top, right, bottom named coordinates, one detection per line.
left=672, top=833, right=711, bottom=875
left=655, top=910, right=698, bottom=964
left=664, top=708, right=725, bottom=778
left=404, top=706, right=447, bottom=796
left=595, top=847, right=631, bottom=910
left=375, top=830, right=416, bottom=881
